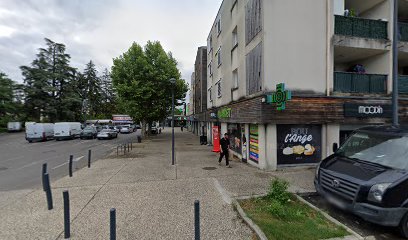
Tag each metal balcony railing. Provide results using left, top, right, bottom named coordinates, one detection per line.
left=399, top=75, right=408, bottom=94
left=335, top=15, right=388, bottom=39
left=334, top=72, right=387, bottom=94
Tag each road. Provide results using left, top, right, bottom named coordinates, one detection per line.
left=0, top=131, right=139, bottom=191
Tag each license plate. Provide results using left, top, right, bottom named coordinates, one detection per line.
left=326, top=195, right=347, bottom=210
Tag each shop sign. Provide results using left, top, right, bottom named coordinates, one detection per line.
left=266, top=83, right=292, bottom=110
left=277, top=125, right=321, bottom=165
left=210, top=112, right=217, bottom=119
left=218, top=108, right=232, bottom=119
left=249, top=125, right=259, bottom=163
left=344, top=103, right=392, bottom=118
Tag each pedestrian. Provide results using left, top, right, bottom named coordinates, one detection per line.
left=219, top=133, right=231, bottom=168
left=181, top=125, right=184, bottom=132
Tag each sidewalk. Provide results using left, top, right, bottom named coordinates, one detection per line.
left=0, top=128, right=316, bottom=240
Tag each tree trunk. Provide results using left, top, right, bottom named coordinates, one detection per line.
left=141, top=120, right=147, bottom=138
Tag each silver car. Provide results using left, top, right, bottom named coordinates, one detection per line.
left=97, top=129, right=118, bottom=140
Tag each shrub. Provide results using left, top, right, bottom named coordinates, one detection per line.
left=267, top=178, right=291, bottom=205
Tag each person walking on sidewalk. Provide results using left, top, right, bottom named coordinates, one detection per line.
left=219, top=133, right=231, bottom=168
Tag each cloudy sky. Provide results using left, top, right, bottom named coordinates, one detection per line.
left=0, top=0, right=221, bottom=84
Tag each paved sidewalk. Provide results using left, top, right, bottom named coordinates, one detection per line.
left=0, top=128, right=316, bottom=239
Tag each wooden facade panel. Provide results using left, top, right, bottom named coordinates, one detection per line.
left=245, top=0, right=262, bottom=45
left=246, top=42, right=262, bottom=95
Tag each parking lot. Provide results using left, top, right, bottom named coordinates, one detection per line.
left=0, top=131, right=139, bottom=191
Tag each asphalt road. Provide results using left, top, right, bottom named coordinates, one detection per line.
left=0, top=131, right=139, bottom=191
left=302, top=193, right=405, bottom=240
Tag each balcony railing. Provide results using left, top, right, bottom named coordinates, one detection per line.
left=334, top=72, right=387, bottom=94
left=399, top=22, right=408, bottom=42
left=399, top=75, right=408, bottom=94
left=335, top=15, right=388, bottom=39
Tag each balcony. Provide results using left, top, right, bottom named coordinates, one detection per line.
left=400, top=22, right=408, bottom=42
left=400, top=75, right=408, bottom=94
left=334, top=72, right=387, bottom=94
left=335, top=15, right=388, bottom=40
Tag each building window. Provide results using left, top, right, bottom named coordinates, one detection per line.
left=208, top=35, right=213, bottom=54
left=216, top=47, right=222, bottom=67
left=217, top=79, right=222, bottom=97
left=217, top=17, right=222, bottom=36
left=232, top=26, right=238, bottom=49
left=208, top=61, right=213, bottom=76
left=209, top=87, right=212, bottom=101
left=233, top=69, right=238, bottom=89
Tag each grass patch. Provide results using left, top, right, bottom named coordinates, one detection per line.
left=239, top=179, right=348, bottom=240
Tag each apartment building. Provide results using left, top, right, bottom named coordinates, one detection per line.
left=187, top=72, right=195, bottom=132
left=205, top=0, right=408, bottom=170
left=189, top=47, right=208, bottom=136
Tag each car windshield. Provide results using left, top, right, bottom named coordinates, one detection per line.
left=337, top=131, right=408, bottom=170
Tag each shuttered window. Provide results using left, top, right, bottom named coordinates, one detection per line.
left=246, top=42, right=262, bottom=95
left=245, top=0, right=262, bottom=45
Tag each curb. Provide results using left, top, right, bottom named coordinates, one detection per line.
left=233, top=199, right=268, bottom=240
left=295, top=195, right=364, bottom=240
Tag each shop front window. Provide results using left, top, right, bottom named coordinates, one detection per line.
left=227, top=123, right=242, bottom=154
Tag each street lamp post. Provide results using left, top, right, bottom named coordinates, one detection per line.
left=170, top=78, right=176, bottom=165
left=392, top=0, right=399, bottom=127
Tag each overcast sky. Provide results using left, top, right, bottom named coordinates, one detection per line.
left=0, top=0, right=220, bottom=85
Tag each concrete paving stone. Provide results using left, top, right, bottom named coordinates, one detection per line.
left=0, top=189, right=35, bottom=209
left=59, top=178, right=253, bottom=240
left=271, top=168, right=316, bottom=193
left=0, top=186, right=100, bottom=240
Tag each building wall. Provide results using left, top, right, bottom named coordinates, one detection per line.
left=263, top=0, right=327, bottom=95
left=195, top=47, right=208, bottom=114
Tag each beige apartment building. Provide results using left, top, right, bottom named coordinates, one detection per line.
left=204, top=0, right=408, bottom=170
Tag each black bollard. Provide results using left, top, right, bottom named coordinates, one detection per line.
left=88, top=149, right=91, bottom=168
left=137, top=136, right=141, bottom=143
left=116, top=146, right=119, bottom=156
left=110, top=208, right=116, bottom=240
left=63, top=191, right=70, bottom=239
left=44, top=173, right=53, bottom=210
left=69, top=155, right=73, bottom=177
left=194, top=200, right=200, bottom=240
left=42, top=163, right=47, bottom=191
left=127, top=143, right=130, bottom=152
left=123, top=144, right=126, bottom=155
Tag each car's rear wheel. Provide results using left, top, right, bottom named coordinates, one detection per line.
left=399, top=212, right=408, bottom=238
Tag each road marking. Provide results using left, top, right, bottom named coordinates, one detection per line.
left=51, top=156, right=84, bottom=170
left=1, top=155, right=24, bottom=164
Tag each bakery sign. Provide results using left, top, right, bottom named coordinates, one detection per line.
left=344, top=103, right=392, bottom=118
left=277, top=125, right=322, bottom=165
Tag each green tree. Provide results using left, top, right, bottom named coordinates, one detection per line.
left=0, top=72, right=16, bottom=127
left=111, top=41, right=188, bottom=135
left=99, top=68, right=116, bottom=118
left=21, top=38, right=80, bottom=122
left=83, top=60, right=103, bottom=118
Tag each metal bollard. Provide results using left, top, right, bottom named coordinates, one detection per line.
left=69, top=155, right=73, bottom=177
left=44, top=173, right=53, bottom=210
left=63, top=191, right=70, bottom=239
left=194, top=200, right=200, bottom=240
left=127, top=143, right=130, bottom=152
left=137, top=136, right=141, bottom=143
left=42, top=163, right=47, bottom=191
left=88, top=149, right=92, bottom=168
left=110, top=208, right=116, bottom=240
left=123, top=144, right=126, bottom=155
left=116, top=146, right=119, bottom=156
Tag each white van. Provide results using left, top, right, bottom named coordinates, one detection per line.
left=54, top=122, right=82, bottom=140
left=7, top=122, right=22, bottom=132
left=25, top=123, right=54, bottom=142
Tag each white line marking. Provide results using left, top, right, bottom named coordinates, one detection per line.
left=1, top=155, right=24, bottom=163
left=51, top=156, right=84, bottom=170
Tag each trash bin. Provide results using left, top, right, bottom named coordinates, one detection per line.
left=200, top=135, right=207, bottom=145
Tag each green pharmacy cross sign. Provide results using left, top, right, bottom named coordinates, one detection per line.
left=266, top=83, right=292, bottom=110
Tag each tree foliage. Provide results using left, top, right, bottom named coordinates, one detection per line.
left=111, top=41, right=188, bottom=129
left=0, top=72, right=22, bottom=129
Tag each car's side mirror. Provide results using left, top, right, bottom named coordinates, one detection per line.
left=332, top=143, right=338, bottom=153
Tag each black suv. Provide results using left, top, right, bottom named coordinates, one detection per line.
left=315, top=126, right=408, bottom=238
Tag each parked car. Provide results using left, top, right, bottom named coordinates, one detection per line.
left=151, top=126, right=158, bottom=134
left=25, top=123, right=54, bottom=142
left=54, top=122, right=82, bottom=140
left=7, top=122, right=23, bottom=132
left=108, top=126, right=120, bottom=133
left=315, top=126, right=408, bottom=238
left=97, top=129, right=118, bottom=140
left=80, top=126, right=98, bottom=139
left=120, top=125, right=132, bottom=134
